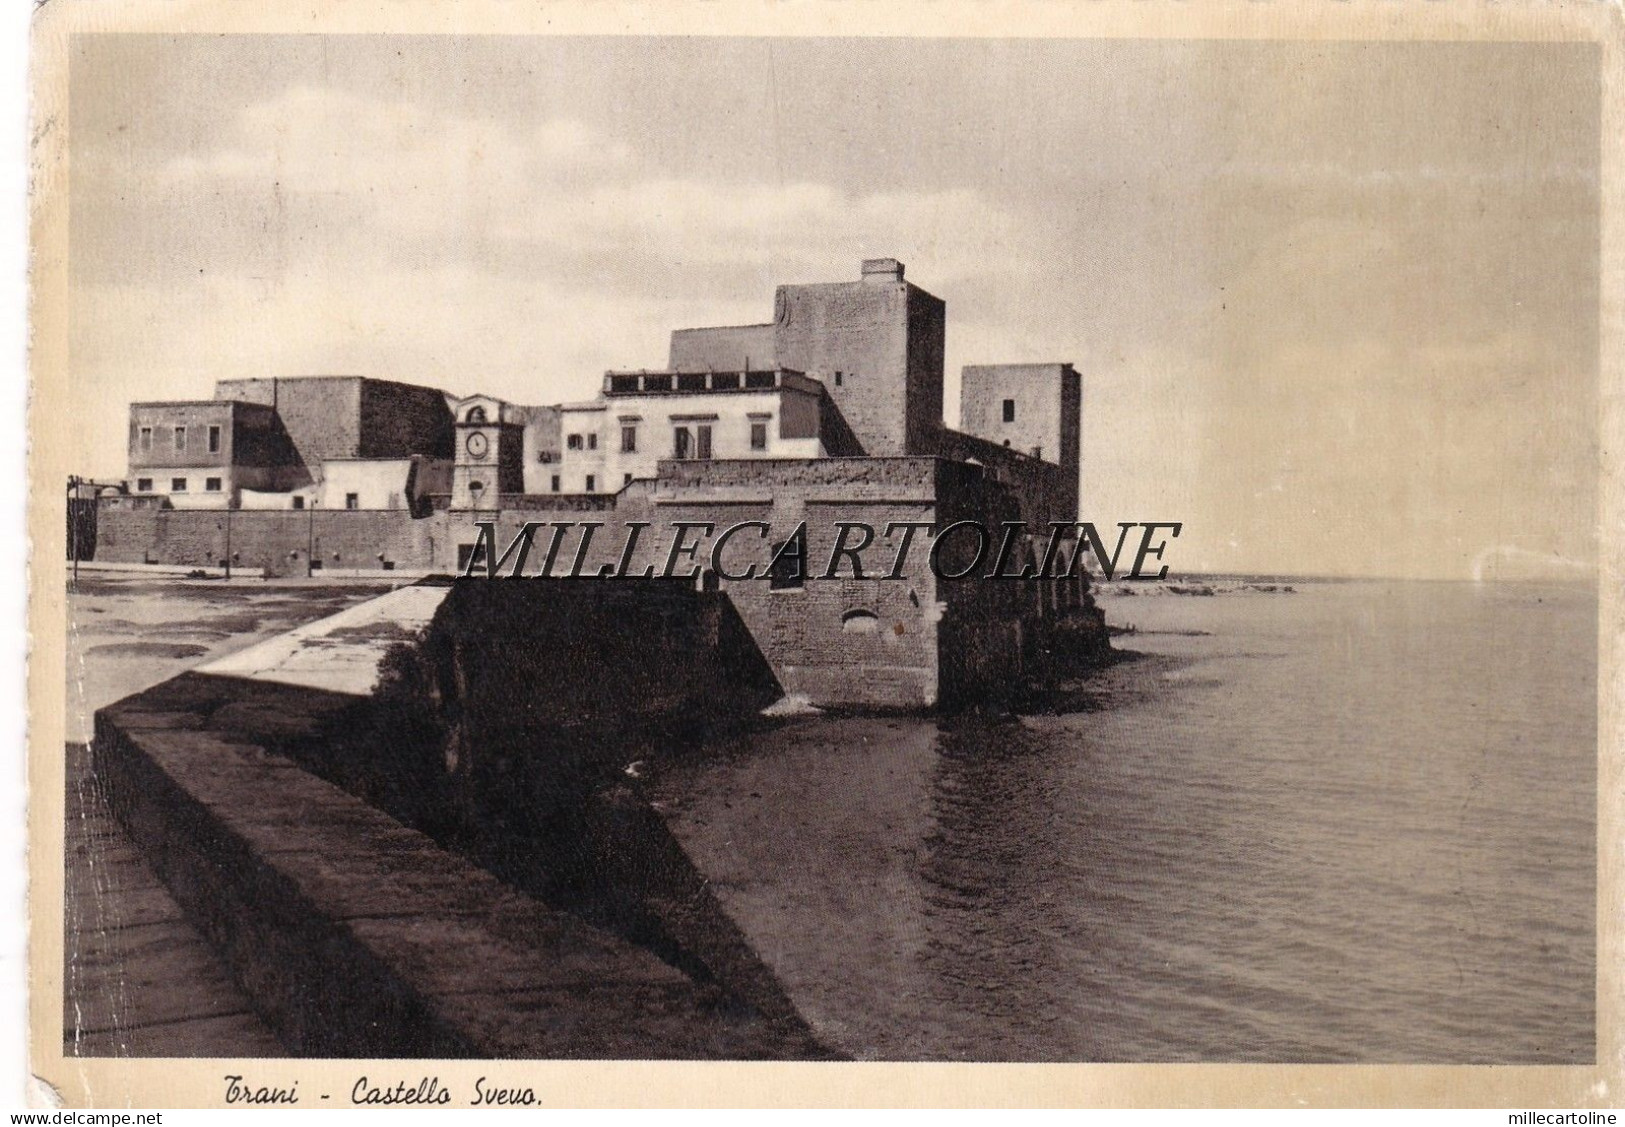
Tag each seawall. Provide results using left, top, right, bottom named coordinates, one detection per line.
left=86, top=580, right=832, bottom=1058
left=295, top=580, right=818, bottom=1044
left=91, top=670, right=826, bottom=1058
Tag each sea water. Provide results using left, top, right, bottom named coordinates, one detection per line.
left=659, top=580, right=1597, bottom=1062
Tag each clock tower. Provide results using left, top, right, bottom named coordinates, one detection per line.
left=451, top=395, right=524, bottom=510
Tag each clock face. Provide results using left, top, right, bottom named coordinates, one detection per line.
left=465, top=431, right=489, bottom=459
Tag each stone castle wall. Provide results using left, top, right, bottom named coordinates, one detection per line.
left=216, top=378, right=366, bottom=468
left=928, top=426, right=1079, bottom=533
left=92, top=508, right=444, bottom=576
left=359, top=379, right=456, bottom=460
left=771, top=282, right=913, bottom=457
left=215, top=377, right=454, bottom=469
left=668, top=324, right=777, bottom=372
left=85, top=455, right=1102, bottom=707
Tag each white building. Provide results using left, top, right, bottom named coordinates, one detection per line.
left=549, top=368, right=830, bottom=495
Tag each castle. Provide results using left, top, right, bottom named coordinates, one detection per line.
left=88, top=259, right=1102, bottom=707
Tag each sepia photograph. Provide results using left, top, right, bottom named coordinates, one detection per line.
left=25, top=1, right=1622, bottom=1110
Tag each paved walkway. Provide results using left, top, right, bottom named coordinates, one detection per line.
left=66, top=583, right=448, bottom=1054
left=63, top=742, right=283, bottom=1057
left=63, top=579, right=403, bottom=1056
left=197, top=584, right=450, bottom=695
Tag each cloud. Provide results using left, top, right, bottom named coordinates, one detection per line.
left=150, top=86, right=1043, bottom=288
left=166, top=86, right=635, bottom=194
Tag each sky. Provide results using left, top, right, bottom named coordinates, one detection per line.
left=66, top=35, right=1600, bottom=579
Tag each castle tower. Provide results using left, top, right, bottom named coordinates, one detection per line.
left=771, top=259, right=945, bottom=456
left=959, top=362, right=1082, bottom=513
left=665, top=259, right=946, bottom=457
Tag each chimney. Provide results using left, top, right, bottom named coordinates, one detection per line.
left=861, top=258, right=905, bottom=284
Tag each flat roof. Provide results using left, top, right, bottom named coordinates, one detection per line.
left=602, top=368, right=821, bottom=397
left=130, top=399, right=276, bottom=411
left=960, top=362, right=1078, bottom=371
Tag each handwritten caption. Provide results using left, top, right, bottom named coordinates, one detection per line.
left=224, top=1074, right=537, bottom=1107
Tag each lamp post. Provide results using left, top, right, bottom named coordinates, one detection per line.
left=68, top=475, right=123, bottom=586
left=68, top=475, right=79, bottom=586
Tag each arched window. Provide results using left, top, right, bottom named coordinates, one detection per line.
left=466, top=406, right=488, bottom=424
left=841, top=609, right=879, bottom=634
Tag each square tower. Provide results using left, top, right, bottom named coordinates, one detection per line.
left=960, top=362, right=1082, bottom=512
left=769, top=259, right=945, bottom=456
left=663, top=259, right=946, bottom=456
left=960, top=363, right=1081, bottom=465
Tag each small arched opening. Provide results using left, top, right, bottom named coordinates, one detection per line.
left=841, top=608, right=880, bottom=634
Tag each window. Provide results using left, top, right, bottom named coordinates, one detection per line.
left=1003, top=398, right=1016, bottom=423
left=588, top=433, right=598, bottom=451
left=205, top=477, right=223, bottom=492
left=207, top=425, right=221, bottom=453
left=585, top=475, right=596, bottom=493
left=174, top=426, right=186, bottom=452
left=170, top=477, right=187, bottom=492
left=623, top=473, right=633, bottom=486
left=675, top=424, right=714, bottom=459
left=466, top=406, right=487, bottom=424
left=621, top=425, right=637, bottom=454
left=292, top=495, right=305, bottom=510
left=749, top=421, right=768, bottom=451
left=138, top=427, right=152, bottom=453
left=834, top=371, right=844, bottom=387
left=550, top=474, right=561, bottom=493
left=135, top=478, right=152, bottom=492
left=567, top=434, right=583, bottom=450
left=345, top=493, right=359, bottom=510
left=768, top=527, right=807, bottom=591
